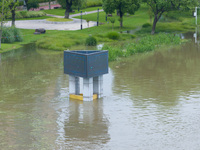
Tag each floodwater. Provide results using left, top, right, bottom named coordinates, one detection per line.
left=0, top=40, right=200, bottom=150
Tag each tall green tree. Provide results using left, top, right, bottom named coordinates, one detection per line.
left=9, top=0, right=18, bottom=26
left=48, top=0, right=51, bottom=9
left=0, top=0, right=12, bottom=48
left=143, top=0, right=199, bottom=34
left=24, top=0, right=28, bottom=10
left=27, top=0, right=39, bottom=10
left=102, top=0, right=140, bottom=28
left=57, top=0, right=83, bottom=18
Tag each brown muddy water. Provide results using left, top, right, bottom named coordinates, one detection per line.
left=0, top=41, right=200, bottom=150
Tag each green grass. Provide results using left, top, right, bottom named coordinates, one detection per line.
left=1, top=4, right=197, bottom=55
left=75, top=5, right=150, bottom=34
left=43, top=6, right=102, bottom=16
left=0, top=44, right=22, bottom=53
left=36, top=31, right=88, bottom=50
left=104, top=33, right=182, bottom=61
left=46, top=18, right=73, bottom=22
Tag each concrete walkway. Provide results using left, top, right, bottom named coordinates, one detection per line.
left=4, top=9, right=103, bottom=31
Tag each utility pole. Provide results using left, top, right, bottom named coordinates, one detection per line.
left=196, top=7, right=197, bottom=26
left=97, top=8, right=99, bottom=26
left=0, top=0, right=4, bottom=49
left=81, top=11, right=82, bottom=30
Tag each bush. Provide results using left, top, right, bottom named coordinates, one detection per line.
left=142, top=23, right=151, bottom=28
left=25, top=11, right=46, bottom=18
left=1, top=27, right=15, bottom=43
left=131, top=35, right=136, bottom=39
left=103, top=33, right=181, bottom=61
left=107, top=31, right=120, bottom=40
left=87, top=0, right=102, bottom=7
left=12, top=27, right=23, bottom=42
left=1, top=27, right=23, bottom=43
left=20, top=11, right=28, bottom=18
left=6, top=11, right=46, bottom=19
left=85, top=36, right=97, bottom=46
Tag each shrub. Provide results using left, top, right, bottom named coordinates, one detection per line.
left=109, top=18, right=115, bottom=23
left=131, top=34, right=136, bottom=39
left=26, top=11, right=46, bottom=18
left=142, top=23, right=151, bottom=28
left=107, top=31, right=120, bottom=40
left=102, top=44, right=123, bottom=61
left=103, top=33, right=181, bottom=61
left=1, top=27, right=15, bottom=43
left=15, top=12, right=23, bottom=19
left=87, top=0, right=102, bottom=7
left=12, top=27, right=23, bottom=42
left=85, top=36, right=97, bottom=46
left=6, top=11, right=46, bottom=19
left=1, top=27, right=23, bottom=43
left=20, top=11, right=28, bottom=18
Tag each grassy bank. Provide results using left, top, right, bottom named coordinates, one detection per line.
left=1, top=4, right=197, bottom=56
left=103, top=33, right=182, bottom=61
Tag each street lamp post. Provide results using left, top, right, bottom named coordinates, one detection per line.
left=23, top=0, right=27, bottom=11
left=97, top=8, right=99, bottom=26
left=0, top=0, right=4, bottom=49
left=196, top=7, right=197, bottom=26
left=81, top=11, right=82, bottom=30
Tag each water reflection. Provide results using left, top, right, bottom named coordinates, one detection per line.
left=193, top=26, right=200, bottom=45
left=1, top=41, right=200, bottom=149
left=110, top=42, right=200, bottom=107
left=62, top=100, right=109, bottom=149
left=0, top=44, right=64, bottom=149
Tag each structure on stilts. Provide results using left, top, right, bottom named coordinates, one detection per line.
left=64, top=50, right=108, bottom=101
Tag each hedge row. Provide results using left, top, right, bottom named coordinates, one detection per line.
left=6, top=11, right=46, bottom=19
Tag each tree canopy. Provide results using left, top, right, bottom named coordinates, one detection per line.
left=27, top=0, right=39, bottom=10
left=57, top=0, right=83, bottom=18
left=102, top=0, right=140, bottom=28
left=143, top=0, right=199, bottom=34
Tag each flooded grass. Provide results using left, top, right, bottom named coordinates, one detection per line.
left=103, top=33, right=182, bottom=61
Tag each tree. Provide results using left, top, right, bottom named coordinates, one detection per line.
left=24, top=0, right=28, bottom=10
left=109, top=17, right=115, bottom=30
left=57, top=0, right=82, bottom=18
left=9, top=0, right=18, bottom=26
left=143, top=0, right=199, bottom=35
left=0, top=0, right=12, bottom=48
left=27, top=0, right=39, bottom=10
left=48, top=0, right=51, bottom=10
left=102, top=0, right=140, bottom=28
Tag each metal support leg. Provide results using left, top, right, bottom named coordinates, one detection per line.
left=83, top=77, right=93, bottom=101
left=93, top=75, right=103, bottom=98
left=69, top=75, right=80, bottom=95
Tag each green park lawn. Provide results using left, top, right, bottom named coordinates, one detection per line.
left=0, top=4, right=197, bottom=53
left=43, top=6, right=102, bottom=16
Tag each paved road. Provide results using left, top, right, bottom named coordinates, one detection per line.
left=4, top=10, right=103, bottom=31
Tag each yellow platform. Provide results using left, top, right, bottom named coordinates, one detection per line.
left=70, top=94, right=98, bottom=101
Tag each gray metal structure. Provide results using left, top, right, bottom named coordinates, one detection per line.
left=64, top=50, right=108, bottom=101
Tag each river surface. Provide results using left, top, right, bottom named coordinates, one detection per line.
left=0, top=41, right=200, bottom=150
